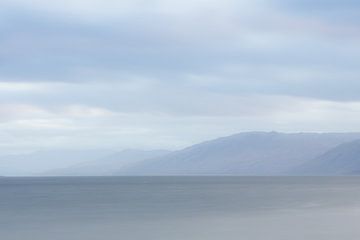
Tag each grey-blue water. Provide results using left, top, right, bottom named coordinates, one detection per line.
left=1, top=177, right=360, bottom=240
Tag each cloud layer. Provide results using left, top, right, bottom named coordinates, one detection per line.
left=1, top=0, right=360, bottom=153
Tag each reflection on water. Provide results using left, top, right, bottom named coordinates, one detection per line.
left=1, top=177, right=360, bottom=240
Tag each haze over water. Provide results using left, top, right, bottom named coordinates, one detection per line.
left=1, top=176, right=360, bottom=240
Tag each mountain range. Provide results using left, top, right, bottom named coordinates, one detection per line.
left=45, top=149, right=171, bottom=176
left=292, top=139, right=360, bottom=175
left=117, top=132, right=360, bottom=176
left=0, top=149, right=114, bottom=176
left=2, top=132, right=360, bottom=176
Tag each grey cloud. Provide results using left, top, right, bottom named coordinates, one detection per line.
left=281, top=0, right=360, bottom=10
left=1, top=0, right=360, bottom=152
left=277, top=0, right=360, bottom=26
left=1, top=1, right=359, bottom=84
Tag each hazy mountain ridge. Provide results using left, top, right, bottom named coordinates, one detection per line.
left=117, top=132, right=360, bottom=176
left=0, top=150, right=115, bottom=176
left=3, top=132, right=360, bottom=176
left=45, top=149, right=172, bottom=176
left=292, top=140, right=360, bottom=175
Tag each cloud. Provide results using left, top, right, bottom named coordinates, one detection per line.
left=0, top=104, right=51, bottom=121
left=0, top=82, right=46, bottom=92
left=0, top=0, right=360, bottom=152
left=1, top=95, right=360, bottom=154
left=0, top=0, right=261, bottom=21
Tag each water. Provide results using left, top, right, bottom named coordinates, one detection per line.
left=1, top=176, right=360, bottom=240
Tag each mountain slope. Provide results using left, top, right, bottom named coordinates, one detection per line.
left=45, top=149, right=171, bottom=176
left=291, top=140, right=360, bottom=175
left=118, top=132, right=360, bottom=176
left=0, top=150, right=114, bottom=176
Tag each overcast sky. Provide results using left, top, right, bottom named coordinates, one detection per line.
left=1, top=0, right=360, bottom=153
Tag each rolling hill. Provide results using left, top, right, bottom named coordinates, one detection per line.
left=291, top=139, right=360, bottom=175
left=117, top=132, right=360, bottom=175
left=45, top=149, right=171, bottom=176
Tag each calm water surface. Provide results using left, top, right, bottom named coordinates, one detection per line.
left=1, top=176, right=360, bottom=240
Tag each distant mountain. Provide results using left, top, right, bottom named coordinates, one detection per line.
left=291, top=140, right=360, bottom=175
left=118, top=132, right=360, bottom=176
left=45, top=149, right=172, bottom=176
left=3, top=132, right=360, bottom=177
left=0, top=150, right=114, bottom=176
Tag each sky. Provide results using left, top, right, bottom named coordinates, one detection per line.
left=1, top=0, right=360, bottom=153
